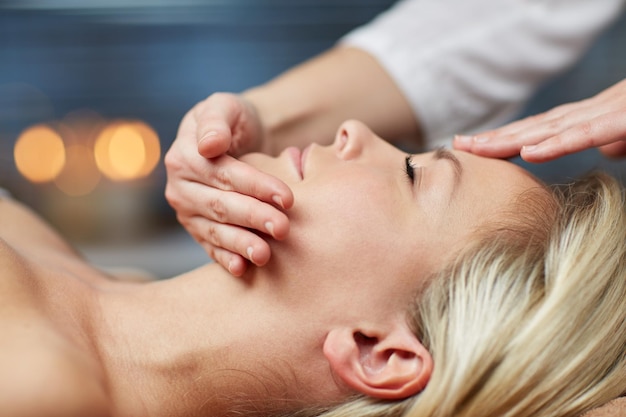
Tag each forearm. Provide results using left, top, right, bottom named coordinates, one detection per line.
left=243, top=46, right=421, bottom=155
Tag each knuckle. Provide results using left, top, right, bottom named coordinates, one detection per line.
left=164, top=148, right=183, bottom=173
left=205, top=223, right=221, bottom=246
left=567, top=124, right=596, bottom=150
left=544, top=116, right=565, bottom=136
left=210, top=92, right=228, bottom=101
left=164, top=185, right=182, bottom=210
left=207, top=198, right=228, bottom=222
left=208, top=92, right=237, bottom=111
left=213, top=165, right=233, bottom=190
left=245, top=209, right=260, bottom=230
left=551, top=134, right=565, bottom=147
left=579, top=121, right=593, bottom=135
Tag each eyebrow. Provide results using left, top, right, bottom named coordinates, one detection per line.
left=432, top=147, right=463, bottom=187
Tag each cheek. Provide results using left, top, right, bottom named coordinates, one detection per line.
left=285, top=179, right=423, bottom=289
left=267, top=178, right=453, bottom=316
left=293, top=176, right=401, bottom=247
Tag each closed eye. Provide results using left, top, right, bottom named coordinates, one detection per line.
left=405, top=155, right=415, bottom=184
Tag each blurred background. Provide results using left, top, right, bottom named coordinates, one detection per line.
left=1, top=0, right=625, bottom=278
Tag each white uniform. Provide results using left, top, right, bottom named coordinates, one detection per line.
left=341, top=0, right=625, bottom=148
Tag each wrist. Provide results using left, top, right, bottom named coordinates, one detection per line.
left=241, top=87, right=277, bottom=155
left=242, top=84, right=319, bottom=155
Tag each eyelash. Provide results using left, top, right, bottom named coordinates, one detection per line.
left=404, top=155, right=415, bottom=184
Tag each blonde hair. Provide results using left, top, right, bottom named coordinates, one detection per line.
left=314, top=172, right=626, bottom=417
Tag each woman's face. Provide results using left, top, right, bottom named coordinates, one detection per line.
left=240, top=120, right=544, bottom=319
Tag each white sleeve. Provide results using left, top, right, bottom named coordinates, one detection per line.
left=341, top=0, right=625, bottom=149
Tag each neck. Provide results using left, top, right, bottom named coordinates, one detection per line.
left=90, top=262, right=343, bottom=417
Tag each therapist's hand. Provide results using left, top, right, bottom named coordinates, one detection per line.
left=165, top=93, right=294, bottom=276
left=453, top=78, right=626, bottom=162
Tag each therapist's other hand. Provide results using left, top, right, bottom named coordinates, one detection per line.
left=453, top=78, right=626, bottom=162
left=165, top=93, right=294, bottom=276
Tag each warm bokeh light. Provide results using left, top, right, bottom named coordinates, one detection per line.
left=54, top=143, right=101, bottom=196
left=94, top=123, right=119, bottom=180
left=14, top=117, right=160, bottom=196
left=130, top=121, right=161, bottom=177
left=109, top=124, right=146, bottom=178
left=95, top=120, right=161, bottom=181
left=14, top=124, right=66, bottom=182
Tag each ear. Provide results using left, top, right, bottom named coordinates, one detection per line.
left=323, top=325, right=432, bottom=400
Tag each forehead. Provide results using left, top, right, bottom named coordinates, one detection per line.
left=447, top=151, right=544, bottom=227
left=458, top=151, right=541, bottom=192
left=414, top=149, right=541, bottom=210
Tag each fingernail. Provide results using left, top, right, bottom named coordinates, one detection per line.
left=265, top=221, right=275, bottom=237
left=199, top=130, right=219, bottom=144
left=272, top=195, right=284, bottom=209
left=228, top=258, right=237, bottom=274
left=454, top=135, right=472, bottom=143
left=474, top=136, right=489, bottom=143
left=246, top=246, right=254, bottom=262
left=522, top=145, right=538, bottom=153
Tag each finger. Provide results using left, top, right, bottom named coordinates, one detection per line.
left=168, top=148, right=293, bottom=214
left=454, top=131, right=543, bottom=158
left=478, top=101, right=586, bottom=139
left=453, top=115, right=553, bottom=157
left=203, top=188, right=291, bottom=241
left=520, top=112, right=626, bottom=162
left=599, top=141, right=626, bottom=159
left=454, top=103, right=595, bottom=157
left=207, top=246, right=249, bottom=277
left=186, top=215, right=272, bottom=267
left=194, top=93, right=242, bottom=158
left=209, top=154, right=295, bottom=210
left=171, top=176, right=291, bottom=240
left=466, top=113, right=555, bottom=144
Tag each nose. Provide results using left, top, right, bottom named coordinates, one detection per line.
left=333, top=120, right=371, bottom=160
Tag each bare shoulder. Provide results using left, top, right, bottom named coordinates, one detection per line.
left=0, top=197, right=82, bottom=260
left=0, top=239, right=110, bottom=417
left=0, top=319, right=110, bottom=417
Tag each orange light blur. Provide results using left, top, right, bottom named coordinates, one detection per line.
left=109, top=124, right=146, bottom=178
left=95, top=121, right=161, bottom=181
left=14, top=124, right=66, bottom=182
left=130, top=121, right=161, bottom=178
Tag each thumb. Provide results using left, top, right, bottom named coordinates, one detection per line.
left=197, top=119, right=233, bottom=158
left=194, top=92, right=248, bottom=158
